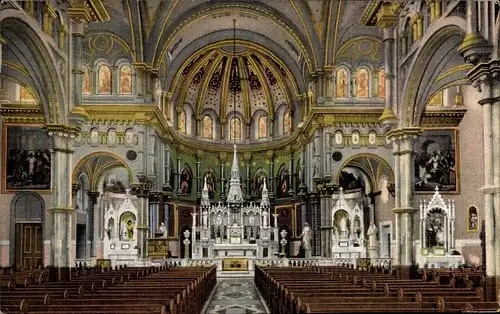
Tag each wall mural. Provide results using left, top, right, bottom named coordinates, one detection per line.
left=180, top=163, right=193, bottom=195
left=277, top=164, right=290, bottom=198
left=253, top=168, right=267, bottom=198
left=414, top=128, right=459, bottom=193
left=2, top=124, right=51, bottom=192
left=204, top=168, right=217, bottom=198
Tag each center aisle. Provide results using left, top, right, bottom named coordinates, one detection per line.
left=201, top=278, right=270, bottom=314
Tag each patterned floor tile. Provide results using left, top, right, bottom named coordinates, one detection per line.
left=203, top=279, right=270, bottom=314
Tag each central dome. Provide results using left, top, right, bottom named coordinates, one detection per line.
left=173, top=44, right=296, bottom=143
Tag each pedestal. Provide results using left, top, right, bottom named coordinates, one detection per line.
left=369, top=247, right=379, bottom=259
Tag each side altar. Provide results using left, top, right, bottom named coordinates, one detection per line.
left=187, top=145, right=280, bottom=277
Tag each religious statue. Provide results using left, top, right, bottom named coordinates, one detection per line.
left=300, top=222, right=312, bottom=258
left=249, top=214, right=254, bottom=225
left=262, top=210, right=269, bottom=228
left=183, top=230, right=191, bottom=258
left=121, top=219, right=135, bottom=241
left=202, top=209, right=208, bottom=228
left=216, top=214, right=222, bottom=226
left=367, top=222, right=378, bottom=247
left=339, top=215, right=348, bottom=238
left=192, top=213, right=197, bottom=228
left=156, top=222, right=168, bottom=238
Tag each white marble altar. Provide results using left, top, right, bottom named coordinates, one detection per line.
left=101, top=189, right=142, bottom=266
left=191, top=145, right=280, bottom=277
left=417, top=187, right=464, bottom=268
left=331, top=188, right=368, bottom=259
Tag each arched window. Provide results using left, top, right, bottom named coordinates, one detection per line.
left=283, top=111, right=292, bottom=134
left=178, top=110, right=186, bottom=133
left=355, top=69, right=369, bottom=98
left=83, top=68, right=90, bottom=95
left=336, top=68, right=348, bottom=98
left=229, top=117, right=242, bottom=140
left=378, top=69, right=386, bottom=99
left=98, top=65, right=111, bottom=94
left=257, top=116, right=267, bottom=139
left=119, top=65, right=132, bottom=95
left=203, top=115, right=213, bottom=139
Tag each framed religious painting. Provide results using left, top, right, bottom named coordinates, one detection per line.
left=413, top=128, right=460, bottom=193
left=2, top=124, right=52, bottom=193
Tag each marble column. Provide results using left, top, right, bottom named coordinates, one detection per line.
left=149, top=193, right=161, bottom=237
left=288, top=156, right=294, bottom=196
left=196, top=160, right=201, bottom=198
left=163, top=146, right=172, bottom=193
left=388, top=128, right=420, bottom=278
left=220, top=162, right=226, bottom=200
left=176, top=157, right=182, bottom=195
left=88, top=191, right=100, bottom=258
left=469, top=66, right=500, bottom=300
left=46, top=126, right=78, bottom=279
left=269, top=158, right=275, bottom=201
left=132, top=181, right=152, bottom=259
left=70, top=19, right=84, bottom=110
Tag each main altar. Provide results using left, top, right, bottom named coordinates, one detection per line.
left=187, top=144, right=280, bottom=277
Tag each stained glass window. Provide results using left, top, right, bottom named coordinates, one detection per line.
left=356, top=69, right=369, bottom=98
left=83, top=68, right=90, bottom=95
left=229, top=117, right=241, bottom=140
left=336, top=68, right=348, bottom=98
left=120, top=65, right=132, bottom=95
left=378, top=69, right=385, bottom=99
left=258, top=116, right=267, bottom=139
left=203, top=115, right=213, bottom=139
left=178, top=110, right=186, bottom=133
left=284, top=111, right=292, bottom=134
left=98, top=65, right=111, bottom=94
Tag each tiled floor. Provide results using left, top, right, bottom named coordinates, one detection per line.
left=202, top=279, right=270, bottom=314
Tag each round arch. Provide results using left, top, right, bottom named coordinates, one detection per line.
left=335, top=153, right=395, bottom=190
left=72, top=151, right=134, bottom=191
left=150, top=2, right=318, bottom=71
left=399, top=18, right=467, bottom=128
left=166, top=34, right=305, bottom=96
left=0, top=12, right=67, bottom=124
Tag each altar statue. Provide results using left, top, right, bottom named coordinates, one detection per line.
left=202, top=210, right=208, bottom=228
left=367, top=222, right=378, bottom=247
left=156, top=222, right=168, bottom=238
left=300, top=222, right=312, bottom=258
left=216, top=214, right=222, bottom=226
left=262, top=210, right=268, bottom=227
left=339, top=216, right=348, bottom=238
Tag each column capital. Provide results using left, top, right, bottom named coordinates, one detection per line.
left=360, top=1, right=400, bottom=29
left=131, top=181, right=153, bottom=198
left=149, top=191, right=162, bottom=203
left=68, top=0, right=110, bottom=24
left=468, top=59, right=500, bottom=96
left=87, top=191, right=100, bottom=203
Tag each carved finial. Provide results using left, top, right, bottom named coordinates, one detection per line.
left=434, top=186, right=439, bottom=192
left=339, top=186, right=344, bottom=193
left=125, top=188, right=131, bottom=195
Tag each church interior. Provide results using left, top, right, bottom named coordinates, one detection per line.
left=1, top=0, right=500, bottom=313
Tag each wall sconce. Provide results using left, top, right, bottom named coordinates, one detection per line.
left=387, top=183, right=396, bottom=197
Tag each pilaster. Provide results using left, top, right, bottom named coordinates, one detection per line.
left=88, top=191, right=100, bottom=258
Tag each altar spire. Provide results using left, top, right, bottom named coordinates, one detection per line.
left=201, top=176, right=210, bottom=207
left=226, top=144, right=244, bottom=204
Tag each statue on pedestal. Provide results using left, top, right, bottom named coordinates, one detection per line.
left=300, top=222, right=312, bottom=258
left=367, top=222, right=378, bottom=247
left=202, top=210, right=208, bottom=228
left=156, top=222, right=168, bottom=238
left=262, top=210, right=268, bottom=227
left=183, top=230, right=191, bottom=258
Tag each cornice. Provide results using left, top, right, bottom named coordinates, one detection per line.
left=421, top=107, right=467, bottom=128
left=0, top=103, right=45, bottom=124
left=79, top=104, right=392, bottom=158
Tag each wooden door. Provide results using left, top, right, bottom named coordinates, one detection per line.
left=15, top=223, right=43, bottom=269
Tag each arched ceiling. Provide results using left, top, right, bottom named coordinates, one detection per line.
left=173, top=43, right=295, bottom=121
left=88, top=0, right=381, bottom=90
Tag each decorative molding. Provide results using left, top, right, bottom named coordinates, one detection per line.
left=421, top=108, right=467, bottom=127
left=0, top=103, right=45, bottom=124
